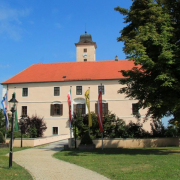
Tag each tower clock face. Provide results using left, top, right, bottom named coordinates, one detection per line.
left=83, top=53, right=87, bottom=57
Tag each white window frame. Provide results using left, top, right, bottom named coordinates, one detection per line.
left=21, top=105, right=28, bottom=117
left=53, top=86, right=60, bottom=96
left=52, top=126, right=59, bottom=135
left=22, top=87, right=28, bottom=97
left=98, top=85, right=105, bottom=95
left=76, top=85, right=83, bottom=95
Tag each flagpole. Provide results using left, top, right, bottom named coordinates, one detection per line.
left=5, top=108, right=7, bottom=141
left=69, top=86, right=72, bottom=146
left=101, top=83, right=104, bottom=150
left=88, top=87, right=90, bottom=136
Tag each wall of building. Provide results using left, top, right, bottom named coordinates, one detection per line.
left=5, top=79, right=151, bottom=136
left=76, top=44, right=96, bottom=62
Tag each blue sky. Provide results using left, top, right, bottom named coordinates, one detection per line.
left=0, top=0, right=171, bottom=126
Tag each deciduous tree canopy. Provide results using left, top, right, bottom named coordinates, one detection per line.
left=115, top=0, right=180, bottom=121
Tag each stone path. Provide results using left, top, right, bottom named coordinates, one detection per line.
left=13, top=139, right=110, bottom=180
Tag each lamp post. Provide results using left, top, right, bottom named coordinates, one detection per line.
left=8, top=93, right=18, bottom=168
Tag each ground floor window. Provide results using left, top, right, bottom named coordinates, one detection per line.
left=95, top=103, right=108, bottom=115
left=73, top=104, right=86, bottom=115
left=132, top=103, right=139, bottom=115
left=22, top=106, right=27, bottom=116
left=53, top=127, right=58, bottom=135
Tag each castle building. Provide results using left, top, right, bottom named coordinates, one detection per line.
left=1, top=33, right=151, bottom=136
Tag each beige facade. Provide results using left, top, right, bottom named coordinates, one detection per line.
left=76, top=44, right=96, bottom=62
left=2, top=33, right=152, bottom=137
left=4, top=79, right=151, bottom=137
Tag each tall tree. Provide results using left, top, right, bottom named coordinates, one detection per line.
left=115, top=0, right=180, bottom=121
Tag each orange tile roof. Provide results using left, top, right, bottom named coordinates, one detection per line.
left=1, top=60, right=137, bottom=84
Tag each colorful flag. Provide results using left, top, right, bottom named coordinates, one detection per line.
left=85, top=89, right=92, bottom=127
left=1, top=96, right=9, bottom=130
left=4, top=92, right=7, bottom=109
left=98, top=89, right=103, bottom=132
left=67, top=89, right=72, bottom=126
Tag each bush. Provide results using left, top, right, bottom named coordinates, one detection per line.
left=0, top=131, right=5, bottom=143
left=19, top=115, right=47, bottom=138
left=28, top=126, right=37, bottom=138
left=80, top=131, right=93, bottom=145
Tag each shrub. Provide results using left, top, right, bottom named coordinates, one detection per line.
left=28, top=126, right=37, bottom=138
left=0, top=131, right=5, bottom=143
left=80, top=131, right=93, bottom=145
left=19, top=115, right=47, bottom=138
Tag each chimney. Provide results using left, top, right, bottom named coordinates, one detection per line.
left=115, top=55, right=118, bottom=61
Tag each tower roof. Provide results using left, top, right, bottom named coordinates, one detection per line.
left=79, top=32, right=93, bottom=43
left=75, top=32, right=97, bottom=48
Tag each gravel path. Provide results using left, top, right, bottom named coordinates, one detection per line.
left=13, top=139, right=110, bottom=180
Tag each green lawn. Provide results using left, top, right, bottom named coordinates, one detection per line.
left=54, top=147, right=180, bottom=180
left=0, top=147, right=33, bottom=180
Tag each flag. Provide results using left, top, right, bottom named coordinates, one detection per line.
left=1, top=96, right=9, bottom=130
left=98, top=89, right=103, bottom=132
left=14, top=93, right=19, bottom=131
left=85, top=89, right=92, bottom=127
left=67, top=89, right=72, bottom=126
left=4, top=92, right=7, bottom=109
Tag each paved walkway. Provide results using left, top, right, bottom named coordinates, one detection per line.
left=13, top=139, right=110, bottom=180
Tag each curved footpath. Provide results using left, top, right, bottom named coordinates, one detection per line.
left=13, top=139, right=110, bottom=180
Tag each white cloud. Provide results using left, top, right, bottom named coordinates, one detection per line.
left=0, top=3, right=31, bottom=41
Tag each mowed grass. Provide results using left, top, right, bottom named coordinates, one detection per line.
left=54, top=147, right=180, bottom=180
left=0, top=147, right=33, bottom=180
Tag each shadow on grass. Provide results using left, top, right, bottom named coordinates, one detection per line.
left=61, top=147, right=180, bottom=156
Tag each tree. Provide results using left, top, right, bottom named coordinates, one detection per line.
left=19, top=115, right=47, bottom=138
left=115, top=0, right=180, bottom=121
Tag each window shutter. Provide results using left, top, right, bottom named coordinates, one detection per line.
left=105, top=103, right=108, bottom=114
left=60, top=104, right=63, bottom=116
left=95, top=103, right=98, bottom=114
left=50, top=104, right=54, bottom=116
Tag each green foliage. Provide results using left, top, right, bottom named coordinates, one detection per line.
left=28, top=125, right=37, bottom=138
left=0, top=109, right=5, bottom=129
left=0, top=131, right=5, bottom=143
left=73, top=111, right=178, bottom=139
left=115, top=0, right=180, bottom=121
left=80, top=131, right=93, bottom=145
left=19, top=115, right=47, bottom=138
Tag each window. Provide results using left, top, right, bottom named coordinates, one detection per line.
left=132, top=103, right=139, bottom=115
left=53, top=127, right=58, bottom=135
left=98, top=85, right=104, bottom=95
left=95, top=103, right=108, bottom=115
left=84, top=48, right=87, bottom=52
left=54, top=87, right=60, bottom=96
left=50, top=104, right=63, bottom=116
left=22, top=88, right=28, bottom=97
left=73, top=104, right=86, bottom=115
left=76, top=86, right=82, bottom=95
left=22, top=106, right=27, bottom=116
left=84, top=59, right=87, bottom=62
